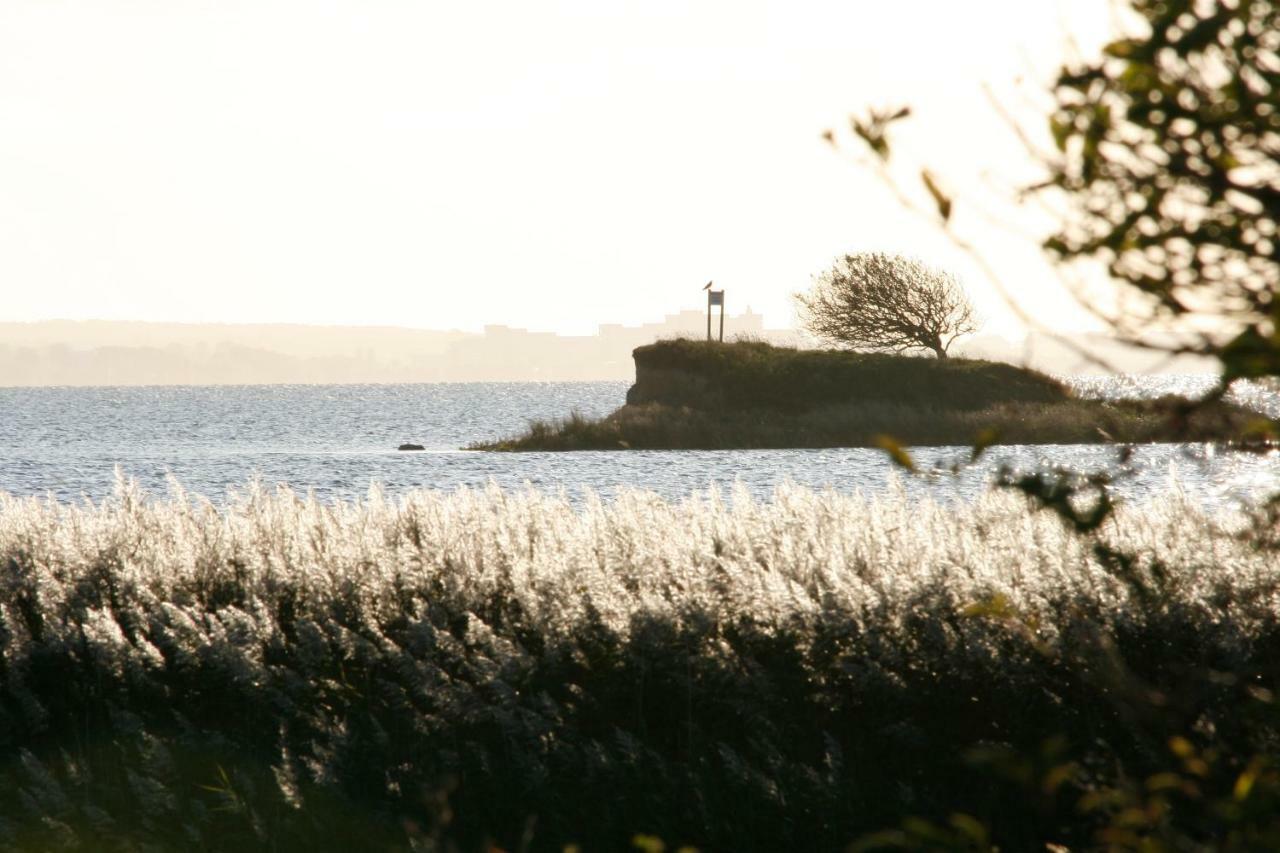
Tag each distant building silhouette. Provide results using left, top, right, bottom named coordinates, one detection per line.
left=0, top=315, right=1215, bottom=386
left=439, top=308, right=795, bottom=381
left=0, top=310, right=799, bottom=385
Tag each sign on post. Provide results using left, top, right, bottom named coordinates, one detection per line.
left=704, top=281, right=726, bottom=342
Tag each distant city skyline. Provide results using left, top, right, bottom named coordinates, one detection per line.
left=4, top=302, right=783, bottom=339
left=0, top=310, right=1215, bottom=388
left=0, top=307, right=794, bottom=385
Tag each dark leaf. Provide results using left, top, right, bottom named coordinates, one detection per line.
left=921, top=170, right=952, bottom=222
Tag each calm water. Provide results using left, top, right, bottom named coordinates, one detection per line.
left=1, top=378, right=1277, bottom=508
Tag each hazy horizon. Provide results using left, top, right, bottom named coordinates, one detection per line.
left=0, top=314, right=1219, bottom=387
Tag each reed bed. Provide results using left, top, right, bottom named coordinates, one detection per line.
left=1, top=476, right=1278, bottom=850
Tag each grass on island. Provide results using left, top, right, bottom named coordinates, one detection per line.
left=473, top=339, right=1270, bottom=451
left=3, top=479, right=1280, bottom=850
left=623, top=337, right=1070, bottom=412
left=473, top=396, right=1264, bottom=451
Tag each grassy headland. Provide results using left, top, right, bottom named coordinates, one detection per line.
left=475, top=339, right=1267, bottom=450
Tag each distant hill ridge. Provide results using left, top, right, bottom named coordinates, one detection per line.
left=0, top=319, right=1218, bottom=386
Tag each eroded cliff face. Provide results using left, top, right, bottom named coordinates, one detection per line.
left=625, top=363, right=715, bottom=407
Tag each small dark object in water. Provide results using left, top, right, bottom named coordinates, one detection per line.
left=398, top=443, right=425, bottom=451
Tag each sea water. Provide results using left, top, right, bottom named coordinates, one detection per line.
left=1, top=377, right=1276, bottom=508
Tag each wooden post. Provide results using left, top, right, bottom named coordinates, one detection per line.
left=706, top=288, right=712, bottom=342
left=702, top=282, right=725, bottom=343
left=708, top=290, right=725, bottom=342
left=707, top=289, right=725, bottom=343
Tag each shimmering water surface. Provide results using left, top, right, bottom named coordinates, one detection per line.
left=1, top=378, right=1277, bottom=507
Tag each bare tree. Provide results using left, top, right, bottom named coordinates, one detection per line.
left=795, top=252, right=976, bottom=359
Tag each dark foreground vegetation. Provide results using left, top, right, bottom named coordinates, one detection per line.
left=2, top=481, right=1280, bottom=851
left=475, top=340, right=1268, bottom=451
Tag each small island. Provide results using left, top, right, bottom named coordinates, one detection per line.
left=472, top=338, right=1267, bottom=451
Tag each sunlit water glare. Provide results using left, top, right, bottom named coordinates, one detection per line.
left=1, top=377, right=1276, bottom=507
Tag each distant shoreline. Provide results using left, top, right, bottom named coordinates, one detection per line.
left=0, top=318, right=1220, bottom=385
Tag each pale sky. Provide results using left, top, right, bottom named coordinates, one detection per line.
left=1, top=0, right=1120, bottom=337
